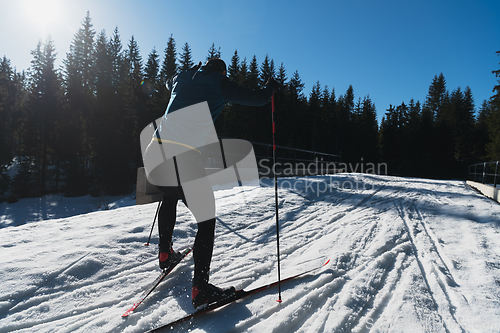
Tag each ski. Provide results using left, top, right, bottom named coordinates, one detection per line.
left=122, top=247, right=193, bottom=317
left=147, top=258, right=330, bottom=332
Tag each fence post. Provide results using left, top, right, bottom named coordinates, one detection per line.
left=494, top=161, right=499, bottom=188
left=482, top=162, right=486, bottom=184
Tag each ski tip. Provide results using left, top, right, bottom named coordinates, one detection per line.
left=122, top=304, right=139, bottom=317
left=323, top=259, right=331, bottom=266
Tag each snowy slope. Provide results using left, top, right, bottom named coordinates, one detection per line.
left=1, top=174, right=500, bottom=333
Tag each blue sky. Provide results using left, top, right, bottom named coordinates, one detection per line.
left=1, top=0, right=499, bottom=123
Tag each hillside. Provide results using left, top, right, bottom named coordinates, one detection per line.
left=1, top=174, right=500, bottom=332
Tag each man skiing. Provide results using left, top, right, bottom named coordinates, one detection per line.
left=143, top=58, right=279, bottom=309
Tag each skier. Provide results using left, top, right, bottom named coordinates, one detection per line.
left=148, top=58, right=279, bottom=309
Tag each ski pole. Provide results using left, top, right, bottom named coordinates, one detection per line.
left=272, top=93, right=282, bottom=303
left=145, top=195, right=163, bottom=246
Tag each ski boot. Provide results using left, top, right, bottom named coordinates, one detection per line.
left=191, top=281, right=236, bottom=310
left=159, top=246, right=181, bottom=270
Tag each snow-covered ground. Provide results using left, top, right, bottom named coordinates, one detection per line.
left=1, top=173, right=500, bottom=333
left=0, top=193, right=137, bottom=229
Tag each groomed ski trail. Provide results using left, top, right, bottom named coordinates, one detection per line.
left=1, top=174, right=500, bottom=332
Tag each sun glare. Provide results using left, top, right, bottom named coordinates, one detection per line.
left=20, top=0, right=64, bottom=35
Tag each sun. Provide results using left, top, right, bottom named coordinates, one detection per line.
left=20, top=0, right=65, bottom=36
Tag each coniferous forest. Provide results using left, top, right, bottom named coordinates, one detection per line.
left=1, top=13, right=500, bottom=201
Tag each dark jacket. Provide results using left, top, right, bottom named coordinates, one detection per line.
left=166, top=68, right=274, bottom=121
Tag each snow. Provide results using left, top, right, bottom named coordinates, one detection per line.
left=1, top=173, right=500, bottom=333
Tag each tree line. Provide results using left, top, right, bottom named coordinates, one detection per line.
left=380, top=74, right=495, bottom=179
left=0, top=12, right=499, bottom=201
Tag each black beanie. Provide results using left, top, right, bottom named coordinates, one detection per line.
left=203, top=58, right=226, bottom=73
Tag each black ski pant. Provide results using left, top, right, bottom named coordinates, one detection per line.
left=156, top=152, right=216, bottom=286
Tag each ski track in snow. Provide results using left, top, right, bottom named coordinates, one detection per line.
left=1, top=174, right=500, bottom=332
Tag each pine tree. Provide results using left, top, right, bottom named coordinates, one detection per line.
left=247, top=56, right=259, bottom=89
left=475, top=100, right=491, bottom=160
left=28, top=39, right=45, bottom=194
left=20, top=38, right=64, bottom=195
left=0, top=57, right=18, bottom=197
left=115, top=35, right=144, bottom=194
left=161, top=35, right=177, bottom=81
left=358, top=96, right=378, bottom=163
left=249, top=55, right=275, bottom=142
left=154, top=35, right=177, bottom=124
left=126, top=36, right=143, bottom=83
left=288, top=70, right=305, bottom=100
left=344, top=85, right=355, bottom=116
left=207, top=43, right=221, bottom=60
left=423, top=73, right=447, bottom=120
left=141, top=48, right=160, bottom=97
left=379, top=104, right=401, bottom=174
left=421, top=73, right=453, bottom=178
left=406, top=99, right=423, bottom=175
left=179, top=42, right=194, bottom=71
left=228, top=50, right=240, bottom=81
left=486, top=51, right=500, bottom=160
left=95, top=30, right=112, bottom=94
left=316, top=85, right=332, bottom=154
left=0, top=58, right=10, bottom=196
left=5, top=69, right=27, bottom=199
left=335, top=86, right=355, bottom=161
left=217, top=55, right=258, bottom=140
left=259, top=54, right=275, bottom=86
left=276, top=62, right=287, bottom=86
left=40, top=38, right=64, bottom=194
left=64, top=12, right=96, bottom=91
left=283, top=71, right=307, bottom=149
left=272, top=62, right=290, bottom=153
left=92, top=29, right=114, bottom=196
left=143, top=48, right=163, bottom=123
left=308, top=81, right=322, bottom=151
left=63, top=12, right=96, bottom=196
left=327, top=87, right=337, bottom=155
left=144, top=48, right=160, bottom=91
left=109, top=27, right=124, bottom=90
left=238, top=57, right=248, bottom=85
left=219, top=50, right=242, bottom=139
left=449, top=86, right=475, bottom=163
